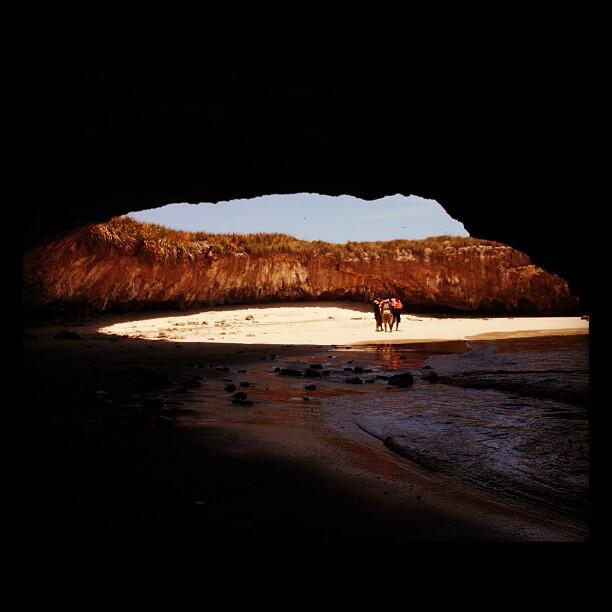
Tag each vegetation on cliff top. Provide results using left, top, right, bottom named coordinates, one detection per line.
left=80, top=216, right=509, bottom=262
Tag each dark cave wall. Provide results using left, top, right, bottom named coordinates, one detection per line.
left=23, top=65, right=590, bottom=308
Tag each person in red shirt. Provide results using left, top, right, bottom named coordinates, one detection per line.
left=390, top=297, right=403, bottom=331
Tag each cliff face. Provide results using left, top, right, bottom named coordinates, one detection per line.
left=23, top=220, right=578, bottom=314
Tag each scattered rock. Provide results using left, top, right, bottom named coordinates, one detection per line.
left=353, top=366, right=364, bottom=374
left=225, top=384, right=237, bottom=392
left=305, top=384, right=317, bottom=391
left=365, top=378, right=375, bottom=384
left=309, top=364, right=323, bottom=369
left=233, top=391, right=247, bottom=400
left=279, top=368, right=302, bottom=377
left=322, top=371, right=331, bottom=377
left=232, top=399, right=253, bottom=406
left=345, top=377, right=363, bottom=384
left=304, top=368, right=322, bottom=378
left=344, top=367, right=354, bottom=372
left=245, top=315, right=255, bottom=320
left=302, top=397, right=310, bottom=401
left=53, top=330, right=82, bottom=340
left=388, top=372, right=414, bottom=387
left=421, top=370, right=439, bottom=382
left=239, top=381, right=251, bottom=387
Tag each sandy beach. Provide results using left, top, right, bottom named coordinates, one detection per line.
left=23, top=302, right=589, bottom=541
left=98, top=301, right=589, bottom=345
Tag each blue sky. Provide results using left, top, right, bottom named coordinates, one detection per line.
left=128, top=193, right=469, bottom=242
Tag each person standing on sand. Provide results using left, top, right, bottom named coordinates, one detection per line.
left=373, top=299, right=383, bottom=332
left=390, top=297, right=403, bottom=331
left=380, top=298, right=393, bottom=332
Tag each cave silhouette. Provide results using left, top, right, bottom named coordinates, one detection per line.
left=24, top=64, right=590, bottom=310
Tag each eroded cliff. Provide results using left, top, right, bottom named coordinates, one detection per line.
left=23, top=217, right=578, bottom=315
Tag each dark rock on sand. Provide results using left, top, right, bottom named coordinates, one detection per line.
left=322, top=371, right=331, bottom=377
left=232, top=398, right=253, bottom=406
left=365, top=378, right=375, bottom=384
left=376, top=375, right=390, bottom=380
left=344, top=367, right=354, bottom=372
left=279, top=368, right=302, bottom=377
left=305, top=384, right=317, bottom=391
left=388, top=372, right=414, bottom=387
left=53, top=330, right=82, bottom=340
left=224, top=384, right=237, bottom=392
left=304, top=369, right=322, bottom=378
left=421, top=370, right=439, bottom=382
left=346, top=377, right=364, bottom=384
left=240, top=381, right=252, bottom=387
left=353, top=366, right=364, bottom=374
left=233, top=391, right=247, bottom=401
left=309, top=364, right=323, bottom=369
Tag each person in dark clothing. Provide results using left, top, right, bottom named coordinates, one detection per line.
left=373, top=299, right=383, bottom=332
left=390, top=297, right=403, bottom=331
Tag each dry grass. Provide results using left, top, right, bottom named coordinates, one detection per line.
left=79, top=216, right=505, bottom=262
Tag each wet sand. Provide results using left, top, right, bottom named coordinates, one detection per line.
left=22, top=304, right=589, bottom=541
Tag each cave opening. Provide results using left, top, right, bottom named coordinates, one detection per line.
left=126, top=193, right=469, bottom=243
left=23, top=191, right=582, bottom=320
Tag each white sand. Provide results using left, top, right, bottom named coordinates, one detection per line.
left=98, top=301, right=589, bottom=345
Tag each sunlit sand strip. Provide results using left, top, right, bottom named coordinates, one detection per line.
left=98, top=301, right=589, bottom=346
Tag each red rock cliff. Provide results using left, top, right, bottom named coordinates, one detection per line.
left=23, top=218, right=578, bottom=314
